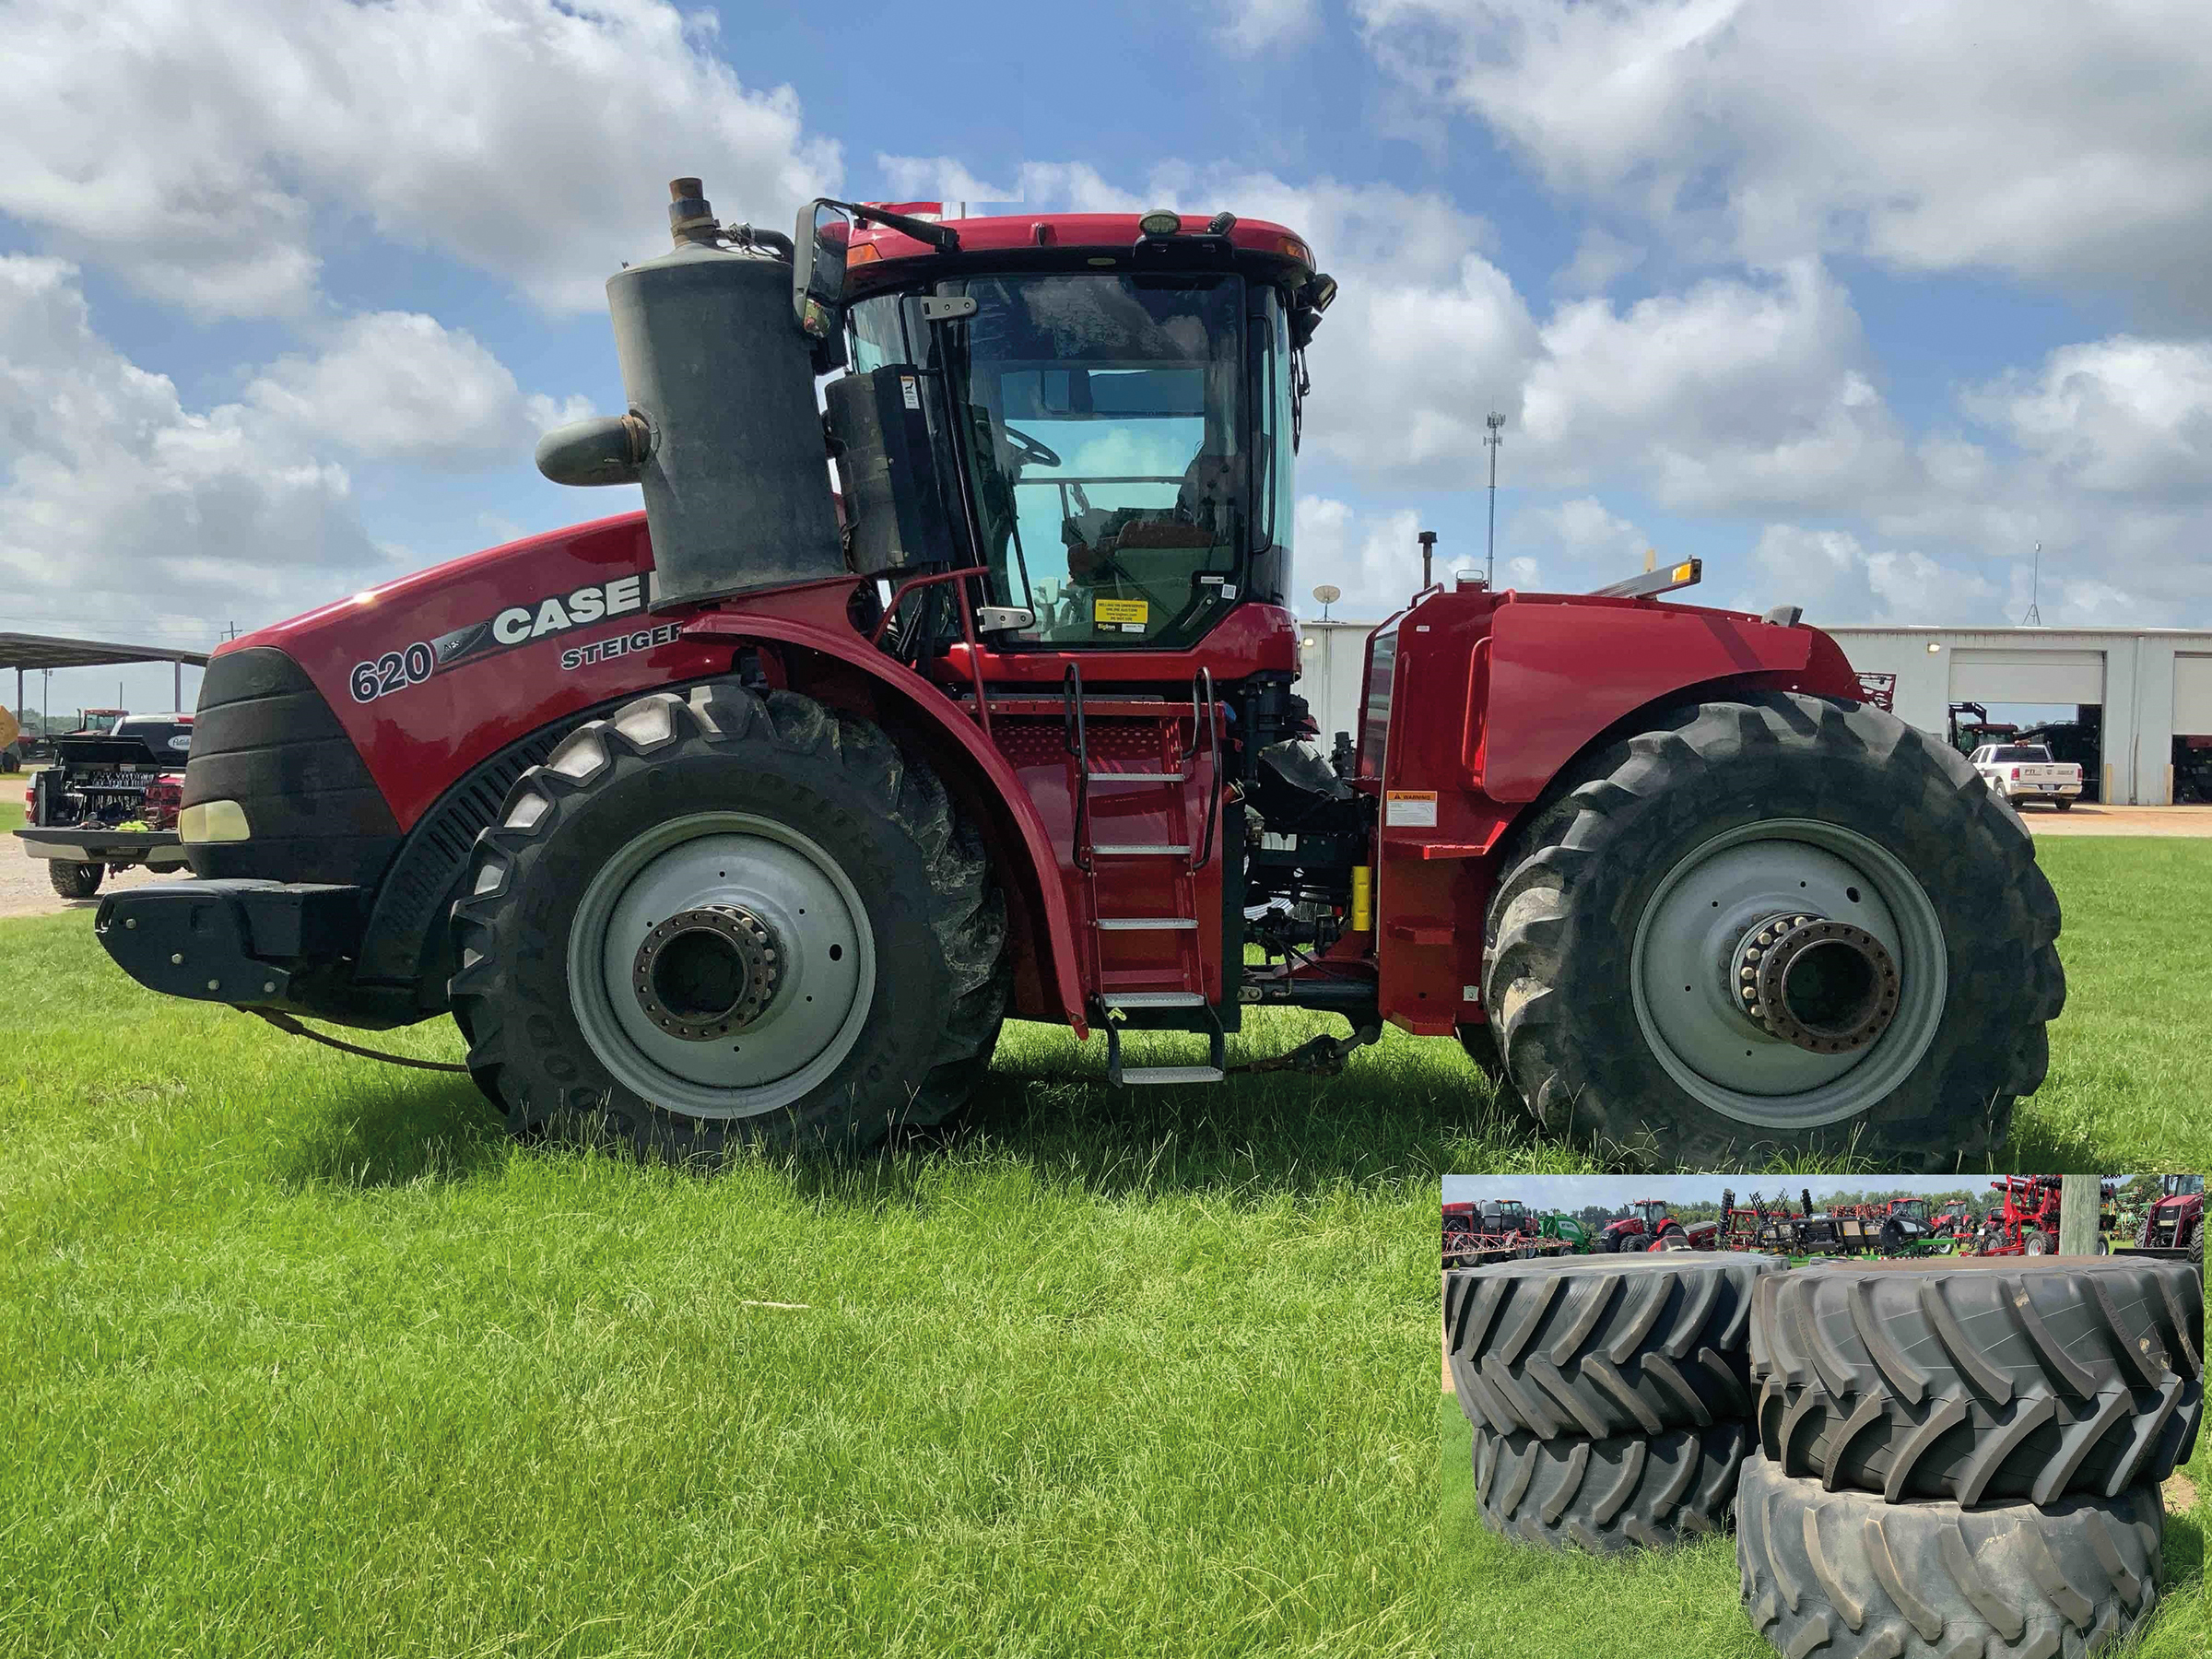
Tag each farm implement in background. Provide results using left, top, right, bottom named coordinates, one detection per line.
left=1442, top=1201, right=1575, bottom=1268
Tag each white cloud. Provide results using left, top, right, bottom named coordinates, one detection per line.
left=1963, top=336, right=2212, bottom=498
left=0, top=256, right=384, bottom=641
left=1524, top=261, right=1915, bottom=512
left=1511, top=497, right=1652, bottom=582
left=1219, top=0, right=1323, bottom=53
left=243, top=312, right=592, bottom=468
left=875, top=157, right=1021, bottom=209
left=1745, top=524, right=2003, bottom=626
left=1553, top=228, right=1644, bottom=294
left=0, top=0, right=841, bottom=319
left=1355, top=0, right=2212, bottom=312
left=1294, top=496, right=1425, bottom=615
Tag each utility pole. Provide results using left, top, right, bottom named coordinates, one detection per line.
left=2022, top=541, right=2042, bottom=626
left=2058, top=1172, right=2100, bottom=1255
left=1485, top=411, right=1506, bottom=589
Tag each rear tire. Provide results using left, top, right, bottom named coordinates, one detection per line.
left=1445, top=1254, right=1779, bottom=1440
left=2054, top=796, right=2075, bottom=810
left=450, top=682, right=1006, bottom=1161
left=1455, top=1020, right=1505, bottom=1082
left=1475, top=1421, right=1748, bottom=1554
left=1738, top=1451, right=2164, bottom=1659
left=2022, top=1227, right=2053, bottom=1255
left=1483, top=692, right=2064, bottom=1171
left=49, top=861, right=102, bottom=899
left=1751, top=1256, right=2203, bottom=1505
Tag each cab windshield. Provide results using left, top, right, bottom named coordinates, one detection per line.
left=943, top=271, right=1287, bottom=647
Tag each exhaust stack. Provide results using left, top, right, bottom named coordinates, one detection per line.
left=535, top=176, right=844, bottom=611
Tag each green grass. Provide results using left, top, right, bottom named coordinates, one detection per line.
left=0, top=909, right=1437, bottom=1658
left=1, top=833, right=2205, bottom=1654
left=1442, top=1368, right=2210, bottom=1658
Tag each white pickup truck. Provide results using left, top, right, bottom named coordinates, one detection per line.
left=1969, top=743, right=2082, bottom=810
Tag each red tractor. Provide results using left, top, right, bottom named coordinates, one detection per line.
left=1596, top=1198, right=1715, bottom=1252
left=90, top=177, right=2064, bottom=1166
left=2133, top=1173, right=2204, bottom=1265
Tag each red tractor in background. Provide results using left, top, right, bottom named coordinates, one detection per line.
left=90, top=175, right=2064, bottom=1168
left=1596, top=1198, right=1717, bottom=1252
left=2131, top=1173, right=2204, bottom=1265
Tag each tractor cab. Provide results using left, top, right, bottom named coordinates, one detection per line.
left=2164, top=1174, right=2205, bottom=1198
left=811, top=201, right=1330, bottom=656
left=1630, top=1199, right=1671, bottom=1231
left=1892, top=1198, right=1929, bottom=1225
left=1479, top=1198, right=1530, bottom=1236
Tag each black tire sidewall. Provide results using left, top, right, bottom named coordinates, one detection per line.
left=1523, top=700, right=2043, bottom=1159
left=488, top=740, right=960, bottom=1145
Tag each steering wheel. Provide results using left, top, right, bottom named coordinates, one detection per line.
left=1002, top=424, right=1062, bottom=469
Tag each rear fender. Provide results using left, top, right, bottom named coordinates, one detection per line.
left=1474, top=598, right=1860, bottom=802
left=685, top=611, right=1086, bottom=1033
left=1376, top=594, right=1865, bottom=1035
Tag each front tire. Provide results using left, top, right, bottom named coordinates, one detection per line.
left=451, top=683, right=1006, bottom=1161
left=49, top=861, right=102, bottom=899
left=1483, top=693, right=2064, bottom=1171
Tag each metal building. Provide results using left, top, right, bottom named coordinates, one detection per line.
left=1293, top=619, right=2212, bottom=806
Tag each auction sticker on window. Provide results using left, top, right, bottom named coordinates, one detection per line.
left=1384, top=790, right=1438, bottom=827
left=1093, top=597, right=1148, bottom=633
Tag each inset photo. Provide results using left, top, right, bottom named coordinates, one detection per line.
left=1442, top=1174, right=2206, bottom=1659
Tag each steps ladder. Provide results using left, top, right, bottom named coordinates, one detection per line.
left=1063, top=665, right=1226, bottom=1084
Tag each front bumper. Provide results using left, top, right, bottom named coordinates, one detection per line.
left=16, top=828, right=189, bottom=868
left=95, top=879, right=415, bottom=1028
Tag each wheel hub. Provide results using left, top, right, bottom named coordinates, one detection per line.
left=630, top=904, right=783, bottom=1041
left=1730, top=912, right=1900, bottom=1055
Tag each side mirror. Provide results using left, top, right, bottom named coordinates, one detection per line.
left=793, top=198, right=852, bottom=340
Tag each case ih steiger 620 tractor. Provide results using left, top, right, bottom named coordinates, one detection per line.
left=96, top=178, right=2064, bottom=1167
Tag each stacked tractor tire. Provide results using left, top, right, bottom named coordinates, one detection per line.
left=1446, top=1253, right=1783, bottom=1553
left=1451, top=1253, right=2202, bottom=1659
left=1741, top=1257, right=2199, bottom=1659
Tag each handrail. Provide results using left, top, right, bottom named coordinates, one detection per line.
left=1062, top=661, right=1091, bottom=871
left=870, top=563, right=995, bottom=737
left=1189, top=665, right=1219, bottom=874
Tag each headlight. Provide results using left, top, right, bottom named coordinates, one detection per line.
left=179, top=800, right=252, bottom=842
left=1138, top=209, right=1182, bottom=236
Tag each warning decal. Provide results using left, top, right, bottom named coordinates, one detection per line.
left=1384, top=790, right=1439, bottom=828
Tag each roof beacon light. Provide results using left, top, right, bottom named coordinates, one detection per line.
left=1138, top=209, right=1182, bottom=237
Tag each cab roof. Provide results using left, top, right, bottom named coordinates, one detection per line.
left=846, top=205, right=1316, bottom=288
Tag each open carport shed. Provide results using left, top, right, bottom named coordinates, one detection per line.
left=1, top=632, right=211, bottom=726
left=1823, top=627, right=2212, bottom=806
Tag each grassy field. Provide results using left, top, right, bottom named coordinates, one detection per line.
left=1, top=829, right=2206, bottom=1653
left=0, top=900, right=1438, bottom=1657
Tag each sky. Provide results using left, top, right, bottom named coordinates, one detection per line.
left=7, top=0, right=2212, bottom=716
left=1438, top=1174, right=2143, bottom=1210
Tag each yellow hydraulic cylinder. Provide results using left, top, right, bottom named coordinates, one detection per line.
left=1350, top=865, right=1372, bottom=932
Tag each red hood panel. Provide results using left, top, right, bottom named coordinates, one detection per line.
left=227, top=512, right=744, bottom=827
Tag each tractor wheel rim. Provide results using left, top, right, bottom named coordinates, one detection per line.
left=1629, top=818, right=1947, bottom=1129
left=568, top=811, right=875, bottom=1118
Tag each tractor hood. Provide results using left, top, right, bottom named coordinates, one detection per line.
left=209, top=512, right=749, bottom=828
